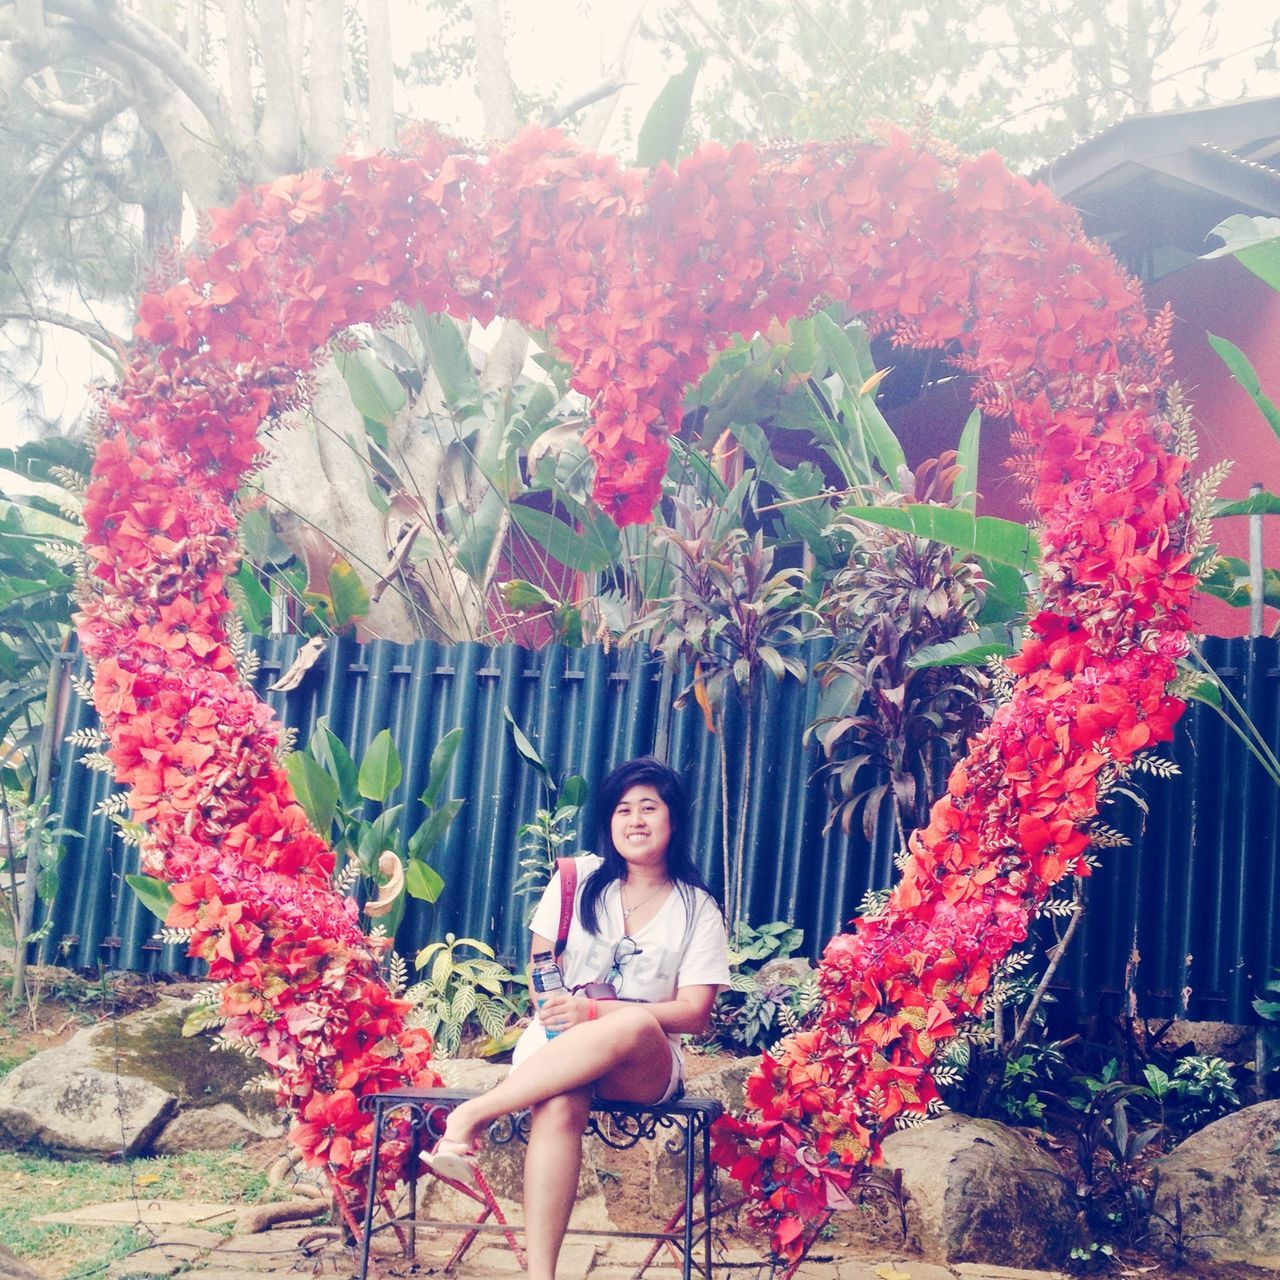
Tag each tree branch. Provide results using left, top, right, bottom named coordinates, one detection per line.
left=0, top=305, right=124, bottom=350
left=542, top=79, right=627, bottom=129
left=14, top=0, right=47, bottom=46
left=222, top=0, right=254, bottom=146
left=1011, top=876, right=1086, bottom=1052
left=0, top=17, right=88, bottom=103
left=41, top=0, right=234, bottom=148
left=0, top=92, right=126, bottom=272
left=682, top=4, right=777, bottom=139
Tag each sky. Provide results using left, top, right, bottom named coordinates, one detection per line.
left=4, top=0, right=1279, bottom=448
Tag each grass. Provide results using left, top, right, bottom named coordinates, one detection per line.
left=0, top=968, right=281, bottom=1279
left=0, top=1147, right=275, bottom=1278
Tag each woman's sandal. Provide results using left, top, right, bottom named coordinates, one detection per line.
left=420, top=1136, right=479, bottom=1188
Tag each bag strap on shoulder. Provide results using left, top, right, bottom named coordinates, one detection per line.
left=554, top=856, right=578, bottom=958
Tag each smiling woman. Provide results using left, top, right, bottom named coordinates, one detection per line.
left=424, top=756, right=730, bottom=1280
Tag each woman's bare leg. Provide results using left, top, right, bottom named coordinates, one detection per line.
left=523, top=1086, right=591, bottom=1280
left=440, top=1005, right=672, bottom=1148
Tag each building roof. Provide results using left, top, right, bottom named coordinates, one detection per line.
left=1036, top=96, right=1280, bottom=275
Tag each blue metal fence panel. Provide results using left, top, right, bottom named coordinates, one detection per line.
left=33, top=636, right=1280, bottom=1023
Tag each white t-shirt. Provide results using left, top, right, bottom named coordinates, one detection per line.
left=511, top=854, right=730, bottom=1069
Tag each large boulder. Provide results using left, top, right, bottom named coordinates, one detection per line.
left=0, top=1039, right=175, bottom=1157
left=151, top=1102, right=280, bottom=1155
left=0, top=996, right=278, bottom=1158
left=82, top=997, right=278, bottom=1122
left=876, top=1113, right=1079, bottom=1270
left=1151, top=1098, right=1280, bottom=1266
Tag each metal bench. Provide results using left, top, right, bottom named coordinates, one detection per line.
left=356, top=1086, right=723, bottom=1280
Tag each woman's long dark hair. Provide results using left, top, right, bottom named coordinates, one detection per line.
left=579, top=756, right=717, bottom=936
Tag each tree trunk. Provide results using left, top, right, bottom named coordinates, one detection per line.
left=256, top=0, right=300, bottom=172
left=365, top=0, right=394, bottom=149
left=1124, top=0, right=1155, bottom=113
left=307, top=0, right=345, bottom=161
left=222, top=0, right=254, bottom=151
left=576, top=5, right=644, bottom=149
left=472, top=0, right=518, bottom=139
left=140, top=127, right=183, bottom=259
left=258, top=359, right=422, bottom=642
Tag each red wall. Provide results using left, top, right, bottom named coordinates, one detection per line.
left=1151, top=255, right=1280, bottom=636
left=886, top=256, right=1280, bottom=637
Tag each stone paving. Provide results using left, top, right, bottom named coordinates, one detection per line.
left=36, top=1200, right=1070, bottom=1280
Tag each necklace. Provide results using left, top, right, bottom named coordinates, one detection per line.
left=620, top=881, right=669, bottom=922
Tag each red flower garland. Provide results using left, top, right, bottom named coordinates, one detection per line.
left=76, top=126, right=1191, bottom=1232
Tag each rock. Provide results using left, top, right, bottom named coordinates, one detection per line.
left=650, top=1055, right=760, bottom=1215
left=434, top=1059, right=508, bottom=1093
left=82, top=998, right=277, bottom=1121
left=682, top=1055, right=760, bottom=1112
left=0, top=1043, right=175, bottom=1158
left=0, top=996, right=278, bottom=1159
left=151, top=1103, right=280, bottom=1154
left=874, top=1113, right=1077, bottom=1269
left=757, top=958, right=814, bottom=987
left=1157, top=1019, right=1253, bottom=1062
left=1151, top=1098, right=1280, bottom=1264
left=0, top=993, right=282, bottom=1167
left=0, top=1243, right=39, bottom=1280
left=103, top=1228, right=221, bottom=1279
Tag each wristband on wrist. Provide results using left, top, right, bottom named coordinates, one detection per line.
left=586, top=998, right=598, bottom=1021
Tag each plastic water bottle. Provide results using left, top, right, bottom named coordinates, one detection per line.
left=531, top=950, right=565, bottom=1038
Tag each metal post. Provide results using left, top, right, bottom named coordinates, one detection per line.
left=702, top=1114, right=714, bottom=1280
left=358, top=1100, right=386, bottom=1280
left=1249, top=481, right=1265, bottom=638
left=682, top=1114, right=695, bottom=1280
left=10, top=655, right=63, bottom=1006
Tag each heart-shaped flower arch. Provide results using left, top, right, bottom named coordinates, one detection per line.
left=77, top=124, right=1193, bottom=1244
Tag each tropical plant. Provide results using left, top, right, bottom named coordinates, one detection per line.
left=1253, top=967, right=1280, bottom=1092
left=728, top=918, right=805, bottom=966
left=1, top=796, right=78, bottom=999
left=1058, top=1059, right=1162, bottom=1242
left=626, top=487, right=819, bottom=939
left=0, top=439, right=87, bottom=782
left=407, top=933, right=522, bottom=1057
left=930, top=937, right=1074, bottom=1121
left=713, top=919, right=818, bottom=1054
left=689, top=312, right=913, bottom=568
left=0, top=439, right=91, bottom=1003
left=502, top=706, right=587, bottom=918
left=123, top=720, right=466, bottom=944
left=812, top=456, right=993, bottom=846
left=1159, top=1055, right=1240, bottom=1133
left=251, top=309, right=633, bottom=645
left=281, top=722, right=465, bottom=934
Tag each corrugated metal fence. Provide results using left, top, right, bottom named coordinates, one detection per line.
left=34, top=635, right=1280, bottom=1024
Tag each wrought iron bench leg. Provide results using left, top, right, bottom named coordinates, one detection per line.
left=702, top=1114, right=714, bottom=1280
left=357, top=1099, right=385, bottom=1280
left=682, top=1111, right=696, bottom=1280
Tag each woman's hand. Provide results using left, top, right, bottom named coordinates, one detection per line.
left=535, top=990, right=591, bottom=1032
